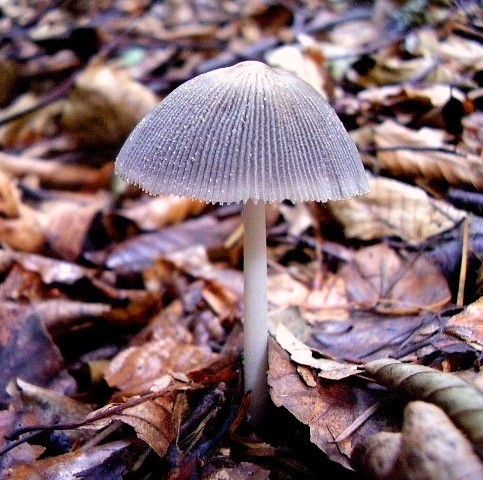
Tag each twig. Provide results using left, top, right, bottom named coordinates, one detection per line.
left=457, top=216, right=470, bottom=306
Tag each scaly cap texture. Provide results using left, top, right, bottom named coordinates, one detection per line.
left=116, top=61, right=369, bottom=203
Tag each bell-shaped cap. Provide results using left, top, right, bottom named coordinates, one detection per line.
left=116, top=61, right=368, bottom=204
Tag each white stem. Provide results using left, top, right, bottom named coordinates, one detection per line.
left=242, top=199, right=268, bottom=422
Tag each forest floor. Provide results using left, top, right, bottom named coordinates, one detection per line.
left=0, top=1, right=482, bottom=478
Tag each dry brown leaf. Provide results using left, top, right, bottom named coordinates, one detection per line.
left=268, top=339, right=391, bottom=469
left=268, top=271, right=349, bottom=323
left=329, top=174, right=466, bottom=243
left=61, top=63, right=158, bottom=146
left=445, top=296, right=483, bottom=351
left=265, top=41, right=332, bottom=98
left=120, top=195, right=206, bottom=230
left=0, top=204, right=45, bottom=253
left=352, top=401, right=483, bottom=480
left=0, top=59, right=18, bottom=106
left=105, top=337, right=219, bottom=395
left=274, top=321, right=361, bottom=380
left=41, top=197, right=108, bottom=261
left=340, top=243, right=451, bottom=314
left=0, top=152, right=112, bottom=190
left=0, top=169, right=21, bottom=218
left=8, top=378, right=93, bottom=425
left=4, top=440, right=131, bottom=480
left=373, top=120, right=483, bottom=190
left=0, top=94, right=63, bottom=148
left=0, top=303, right=64, bottom=403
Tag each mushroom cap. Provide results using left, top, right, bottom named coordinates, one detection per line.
left=116, top=61, right=368, bottom=204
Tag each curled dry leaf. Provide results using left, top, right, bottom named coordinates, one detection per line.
left=373, top=120, right=483, bottom=190
left=340, top=243, right=451, bottom=314
left=61, top=63, right=158, bottom=146
left=352, top=401, right=483, bottom=480
left=85, top=385, right=177, bottom=457
left=329, top=174, right=466, bottom=243
left=444, top=296, right=483, bottom=351
left=364, top=358, right=483, bottom=456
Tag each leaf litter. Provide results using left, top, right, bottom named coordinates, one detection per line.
left=0, top=1, right=482, bottom=478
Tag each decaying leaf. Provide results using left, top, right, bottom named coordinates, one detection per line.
left=373, top=120, right=483, bottom=190
left=364, top=358, right=483, bottom=456
left=329, top=174, right=466, bottom=243
left=340, top=243, right=451, bottom=314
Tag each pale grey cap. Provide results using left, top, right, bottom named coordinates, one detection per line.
left=115, top=61, right=369, bottom=204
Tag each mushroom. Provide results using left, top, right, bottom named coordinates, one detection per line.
left=115, top=61, right=369, bottom=422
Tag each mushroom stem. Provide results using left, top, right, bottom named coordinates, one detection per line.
left=243, top=199, right=269, bottom=422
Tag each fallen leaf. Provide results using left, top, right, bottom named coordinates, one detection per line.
left=274, top=320, right=361, bottom=380
left=445, top=296, right=483, bottom=351
left=268, top=339, right=392, bottom=469
left=105, top=336, right=219, bottom=395
left=0, top=303, right=64, bottom=402
left=3, top=440, right=132, bottom=480
left=0, top=152, right=112, bottom=190
left=340, top=243, right=451, bottom=314
left=120, top=195, right=206, bottom=231
left=61, top=63, right=158, bottom=146
left=104, top=214, right=240, bottom=273
left=373, top=120, right=483, bottom=190
left=329, top=174, right=466, bottom=243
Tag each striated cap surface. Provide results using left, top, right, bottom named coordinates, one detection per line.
left=115, top=61, right=368, bottom=204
